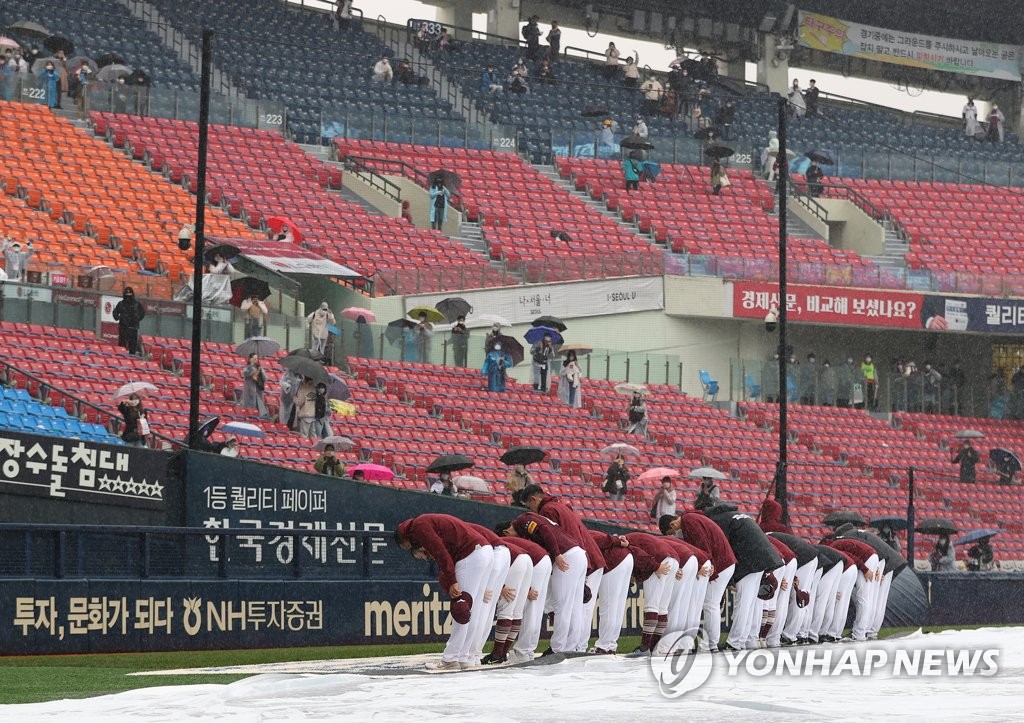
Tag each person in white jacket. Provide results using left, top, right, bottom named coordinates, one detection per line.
left=307, top=302, right=335, bottom=355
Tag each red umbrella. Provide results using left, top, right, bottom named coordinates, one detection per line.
left=266, top=216, right=302, bottom=243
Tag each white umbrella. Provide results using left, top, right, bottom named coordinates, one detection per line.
left=953, top=429, right=985, bottom=439
left=313, top=436, right=355, bottom=452
left=113, top=381, right=158, bottom=401
left=96, top=63, right=132, bottom=83
left=687, top=466, right=728, bottom=480
left=221, top=421, right=265, bottom=438
left=235, top=336, right=281, bottom=357
left=599, top=443, right=641, bottom=461
left=614, top=382, right=649, bottom=396
left=472, top=313, right=511, bottom=328
left=453, top=475, right=490, bottom=493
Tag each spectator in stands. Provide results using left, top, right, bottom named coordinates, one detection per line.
left=604, top=455, right=630, bottom=501
left=240, top=294, right=268, bottom=339
left=603, top=42, right=621, bottom=80
left=598, top=119, right=617, bottom=158
left=415, top=311, right=434, bottom=363
left=709, top=158, right=726, bottom=196
left=762, top=130, right=780, bottom=180
left=293, top=376, right=317, bottom=438
left=695, top=88, right=714, bottom=129
left=531, top=333, right=556, bottom=392
left=632, top=115, right=648, bottom=139
left=627, top=391, right=648, bottom=437
left=481, top=64, right=502, bottom=94
left=988, top=104, right=1005, bottom=143
left=836, top=356, right=858, bottom=408
left=508, top=59, right=529, bottom=95
left=73, top=60, right=92, bottom=117
left=437, top=28, right=455, bottom=53
left=220, top=436, right=239, bottom=457
left=2, top=239, right=32, bottom=281
left=694, top=475, right=721, bottom=511
left=395, top=58, right=425, bottom=86
left=761, top=352, right=779, bottom=403
left=307, top=302, right=335, bottom=355
left=788, top=79, right=806, bottom=118
left=798, top=352, right=818, bottom=405
left=207, top=252, right=230, bottom=275
left=484, top=322, right=503, bottom=354
left=113, top=285, right=145, bottom=356
left=1, top=55, right=15, bottom=101
left=402, top=324, right=418, bottom=362
left=674, top=67, right=695, bottom=118
left=11, top=50, right=27, bottom=74
left=921, top=362, right=942, bottom=413
left=39, top=61, right=61, bottom=109
left=314, top=443, right=346, bottom=477
left=622, top=57, right=640, bottom=88
left=717, top=100, right=736, bottom=140
left=546, top=21, right=561, bottom=60
left=241, top=353, right=270, bottom=418
left=483, top=342, right=512, bottom=392
left=639, top=76, right=663, bottom=117
left=962, top=97, right=979, bottom=137
left=966, top=536, right=996, bottom=572
left=928, top=534, right=956, bottom=571
left=806, top=161, right=824, bottom=198
left=805, top=79, right=820, bottom=116
left=819, top=359, right=837, bottom=406
left=523, top=15, right=541, bottom=59
left=699, top=51, right=718, bottom=83
left=372, top=55, right=393, bottom=83
left=25, top=45, right=40, bottom=69
left=117, top=393, right=149, bottom=446
left=505, top=463, right=532, bottom=505
left=429, top=178, right=450, bottom=230
left=311, top=382, right=332, bottom=439
left=279, top=369, right=302, bottom=428
left=558, top=350, right=583, bottom=408
left=861, top=354, right=878, bottom=410
left=450, top=315, right=469, bottom=367
left=351, top=469, right=366, bottom=481
left=550, top=229, right=572, bottom=243
left=537, top=58, right=556, bottom=85
left=623, top=152, right=641, bottom=192
left=430, top=471, right=457, bottom=495
left=952, top=439, right=980, bottom=483
left=414, top=23, right=431, bottom=51
left=651, top=476, right=677, bottom=518
left=355, top=315, right=375, bottom=358
left=334, top=0, right=353, bottom=30
left=876, top=523, right=902, bottom=554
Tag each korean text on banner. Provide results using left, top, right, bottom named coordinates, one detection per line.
left=732, top=282, right=923, bottom=329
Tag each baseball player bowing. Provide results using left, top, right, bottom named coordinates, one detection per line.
left=588, top=530, right=635, bottom=654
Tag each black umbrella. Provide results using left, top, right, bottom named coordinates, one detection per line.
left=279, top=355, right=329, bottom=385
left=428, top=169, right=460, bottom=191
left=870, top=516, right=908, bottom=532
left=287, top=347, right=323, bottom=361
left=693, top=127, right=720, bottom=141
left=500, top=445, right=547, bottom=466
left=95, top=51, right=125, bottom=68
left=427, top=453, right=475, bottom=474
left=385, top=318, right=417, bottom=345
left=915, top=518, right=958, bottom=536
left=43, top=34, right=73, bottom=55
left=436, top=297, right=471, bottom=323
left=957, top=529, right=1000, bottom=545
left=581, top=106, right=610, bottom=118
left=823, top=510, right=866, bottom=528
left=204, top=242, right=240, bottom=263
left=8, top=20, right=50, bottom=38
left=326, top=374, right=351, bottom=402
left=495, top=334, right=524, bottom=367
left=990, top=448, right=1021, bottom=475
left=619, top=135, right=655, bottom=151
left=229, top=277, right=271, bottom=307
left=704, top=144, right=735, bottom=159
left=805, top=149, right=835, bottom=165
left=532, top=315, right=567, bottom=332
left=197, top=416, right=219, bottom=440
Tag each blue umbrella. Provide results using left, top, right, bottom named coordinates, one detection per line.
left=957, top=529, right=1000, bottom=545
left=221, top=421, right=266, bottom=438
left=327, top=324, right=341, bottom=336
left=639, top=161, right=661, bottom=180
left=524, top=326, right=563, bottom=345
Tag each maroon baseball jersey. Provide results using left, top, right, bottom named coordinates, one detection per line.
left=827, top=538, right=877, bottom=573
left=767, top=535, right=796, bottom=565
left=512, top=512, right=582, bottom=557
left=589, top=529, right=631, bottom=570
left=662, top=534, right=711, bottom=569
left=397, top=514, right=490, bottom=591
left=503, top=535, right=548, bottom=566
left=535, top=495, right=607, bottom=574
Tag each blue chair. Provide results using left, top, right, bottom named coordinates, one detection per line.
left=744, top=373, right=761, bottom=401
left=698, top=370, right=719, bottom=402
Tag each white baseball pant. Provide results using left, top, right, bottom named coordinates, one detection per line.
left=851, top=554, right=880, bottom=641
left=595, top=555, right=633, bottom=652
left=726, top=570, right=763, bottom=650
left=513, top=555, right=552, bottom=657
left=827, top=564, right=859, bottom=639
left=575, top=568, right=604, bottom=651
left=809, top=563, right=842, bottom=638
left=701, top=563, right=734, bottom=651
left=766, top=557, right=798, bottom=646
left=548, top=546, right=588, bottom=653
left=466, top=544, right=511, bottom=662
left=869, top=566, right=893, bottom=636
left=441, top=544, right=495, bottom=663
left=666, top=556, right=698, bottom=635
left=683, top=561, right=712, bottom=640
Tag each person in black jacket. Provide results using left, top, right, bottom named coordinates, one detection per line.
left=834, top=523, right=907, bottom=640
left=603, top=455, right=629, bottom=500
left=705, top=503, right=784, bottom=651
left=765, top=531, right=819, bottom=645
left=112, top=286, right=145, bottom=356
left=952, top=439, right=980, bottom=483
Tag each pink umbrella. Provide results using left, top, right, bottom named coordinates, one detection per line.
left=637, top=467, right=680, bottom=482
left=348, top=463, right=395, bottom=481
left=341, top=306, right=376, bottom=323
left=266, top=216, right=302, bottom=243
left=0, top=37, right=20, bottom=50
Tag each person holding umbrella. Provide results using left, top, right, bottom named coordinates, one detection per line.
left=354, top=315, right=375, bottom=359
left=450, top=315, right=469, bottom=367
left=805, top=161, right=824, bottom=198
left=292, top=376, right=318, bottom=439
left=483, top=341, right=512, bottom=393
left=650, top=476, right=676, bottom=518
left=505, top=464, right=532, bottom=506
left=240, top=294, right=268, bottom=340
left=966, top=535, right=996, bottom=571
left=626, top=391, right=649, bottom=438
left=531, top=333, right=556, bottom=392
left=952, top=438, right=980, bottom=483
left=929, top=533, right=956, bottom=571
left=306, top=302, right=335, bottom=356
left=117, top=393, right=149, bottom=446
left=709, top=158, right=727, bottom=196
left=604, top=454, right=630, bottom=501
left=694, top=474, right=722, bottom=511
left=413, top=311, right=434, bottom=363
left=429, top=177, right=450, bottom=230
left=558, top=350, right=583, bottom=408
left=313, top=443, right=346, bottom=477
left=241, top=353, right=270, bottom=418
left=623, top=151, right=641, bottom=192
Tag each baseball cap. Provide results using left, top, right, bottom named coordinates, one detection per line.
left=449, top=591, right=473, bottom=624
left=758, top=570, right=778, bottom=600
left=795, top=589, right=811, bottom=608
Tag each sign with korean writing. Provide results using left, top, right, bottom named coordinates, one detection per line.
left=924, top=295, right=1024, bottom=334
left=0, top=430, right=167, bottom=510
left=797, top=11, right=1021, bottom=80
left=732, top=282, right=923, bottom=329
left=405, top=276, right=664, bottom=325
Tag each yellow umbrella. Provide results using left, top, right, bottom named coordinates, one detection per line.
left=407, top=306, right=445, bottom=324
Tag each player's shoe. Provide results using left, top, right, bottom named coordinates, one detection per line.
left=505, top=649, right=533, bottom=664
left=481, top=653, right=507, bottom=665
left=780, top=635, right=798, bottom=646
left=426, top=659, right=463, bottom=672
left=459, top=661, right=479, bottom=670
left=540, top=647, right=556, bottom=657
left=589, top=647, right=615, bottom=655
left=625, top=646, right=650, bottom=658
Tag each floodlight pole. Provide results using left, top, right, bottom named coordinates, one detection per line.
left=187, top=28, right=214, bottom=449
left=775, top=97, right=789, bottom=524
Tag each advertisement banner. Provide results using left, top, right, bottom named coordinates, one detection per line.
left=732, top=282, right=923, bottom=329
left=0, top=430, right=167, bottom=510
left=406, top=276, right=664, bottom=325
left=797, top=10, right=1021, bottom=80
left=924, top=296, right=1024, bottom=334
left=226, top=237, right=361, bottom=278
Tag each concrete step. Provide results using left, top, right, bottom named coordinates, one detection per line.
left=338, top=185, right=390, bottom=216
